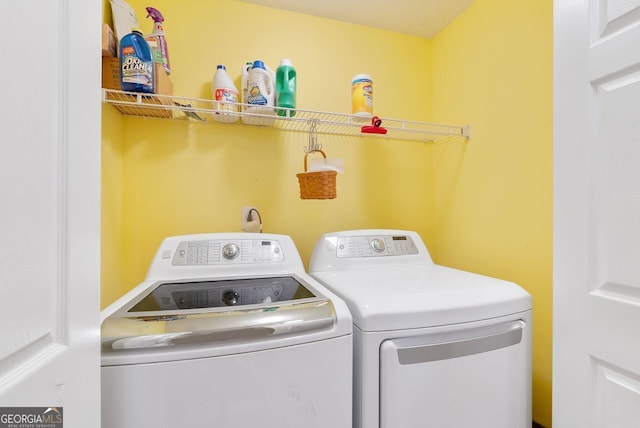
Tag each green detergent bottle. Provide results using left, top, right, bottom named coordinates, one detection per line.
left=276, top=59, right=296, bottom=117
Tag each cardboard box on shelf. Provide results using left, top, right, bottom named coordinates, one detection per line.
left=102, top=58, right=174, bottom=118
left=102, top=56, right=120, bottom=90
left=153, top=64, right=173, bottom=96
left=102, top=23, right=116, bottom=57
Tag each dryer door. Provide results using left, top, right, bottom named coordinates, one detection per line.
left=379, top=315, right=531, bottom=428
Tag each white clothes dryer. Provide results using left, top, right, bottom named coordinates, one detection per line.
left=309, top=229, right=532, bottom=428
left=101, top=233, right=352, bottom=428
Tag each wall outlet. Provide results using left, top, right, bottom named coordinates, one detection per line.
left=241, top=206, right=260, bottom=232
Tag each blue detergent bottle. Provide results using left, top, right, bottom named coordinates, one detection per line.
left=276, top=59, right=296, bottom=117
left=120, top=29, right=154, bottom=93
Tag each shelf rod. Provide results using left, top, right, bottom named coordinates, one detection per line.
left=102, top=89, right=469, bottom=142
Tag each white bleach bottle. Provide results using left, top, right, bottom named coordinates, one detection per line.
left=243, top=60, right=275, bottom=126
left=211, top=64, right=239, bottom=123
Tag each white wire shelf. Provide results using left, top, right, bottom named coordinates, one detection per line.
left=102, top=89, right=470, bottom=142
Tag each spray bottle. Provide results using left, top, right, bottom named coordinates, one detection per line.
left=145, top=7, right=170, bottom=75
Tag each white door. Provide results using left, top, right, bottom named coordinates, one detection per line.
left=554, top=1, right=640, bottom=426
left=0, top=0, right=101, bottom=426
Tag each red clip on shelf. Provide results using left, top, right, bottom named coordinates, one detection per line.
left=361, top=116, right=388, bottom=135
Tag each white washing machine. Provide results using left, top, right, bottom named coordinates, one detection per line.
left=309, top=229, right=532, bottom=428
left=101, top=233, right=352, bottom=428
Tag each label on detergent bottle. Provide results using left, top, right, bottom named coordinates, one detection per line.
left=215, top=88, right=239, bottom=111
left=247, top=85, right=268, bottom=106
left=352, top=74, right=373, bottom=118
left=121, top=45, right=153, bottom=88
left=145, top=37, right=164, bottom=64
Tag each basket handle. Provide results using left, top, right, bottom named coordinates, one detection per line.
left=303, top=150, right=327, bottom=172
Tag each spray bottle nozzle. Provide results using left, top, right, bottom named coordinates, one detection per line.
left=146, top=7, right=164, bottom=23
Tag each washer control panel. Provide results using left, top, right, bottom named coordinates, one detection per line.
left=336, top=235, right=419, bottom=258
left=128, top=276, right=316, bottom=311
left=169, top=281, right=286, bottom=308
left=172, top=239, right=284, bottom=266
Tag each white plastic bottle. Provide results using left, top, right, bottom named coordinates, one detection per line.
left=241, top=61, right=253, bottom=112
left=211, top=64, right=239, bottom=123
left=243, top=60, right=275, bottom=126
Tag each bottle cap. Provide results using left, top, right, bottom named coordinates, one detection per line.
left=252, top=60, right=266, bottom=70
left=353, top=73, right=372, bottom=82
left=217, top=65, right=226, bottom=70
left=280, top=59, right=292, bottom=66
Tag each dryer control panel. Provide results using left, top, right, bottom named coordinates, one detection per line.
left=336, top=235, right=419, bottom=257
left=310, top=230, right=432, bottom=271
left=172, top=239, right=284, bottom=266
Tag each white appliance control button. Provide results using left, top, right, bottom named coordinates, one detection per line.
left=371, top=238, right=385, bottom=253
left=222, top=243, right=240, bottom=260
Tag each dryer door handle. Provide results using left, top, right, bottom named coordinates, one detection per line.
left=387, top=320, right=525, bottom=365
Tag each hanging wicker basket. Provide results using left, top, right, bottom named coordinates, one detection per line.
left=296, top=150, right=337, bottom=200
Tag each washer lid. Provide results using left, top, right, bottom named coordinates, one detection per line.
left=310, top=264, right=532, bottom=331
left=101, top=275, right=336, bottom=351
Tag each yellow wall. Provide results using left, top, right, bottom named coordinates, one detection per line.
left=101, top=104, right=125, bottom=305
left=101, top=0, right=437, bottom=298
left=432, top=0, right=553, bottom=425
left=102, top=0, right=553, bottom=425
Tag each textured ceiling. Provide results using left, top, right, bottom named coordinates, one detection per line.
left=238, top=0, right=475, bottom=38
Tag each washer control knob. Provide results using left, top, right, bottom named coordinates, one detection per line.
left=222, top=290, right=240, bottom=306
left=222, top=243, right=240, bottom=260
left=371, top=238, right=385, bottom=253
